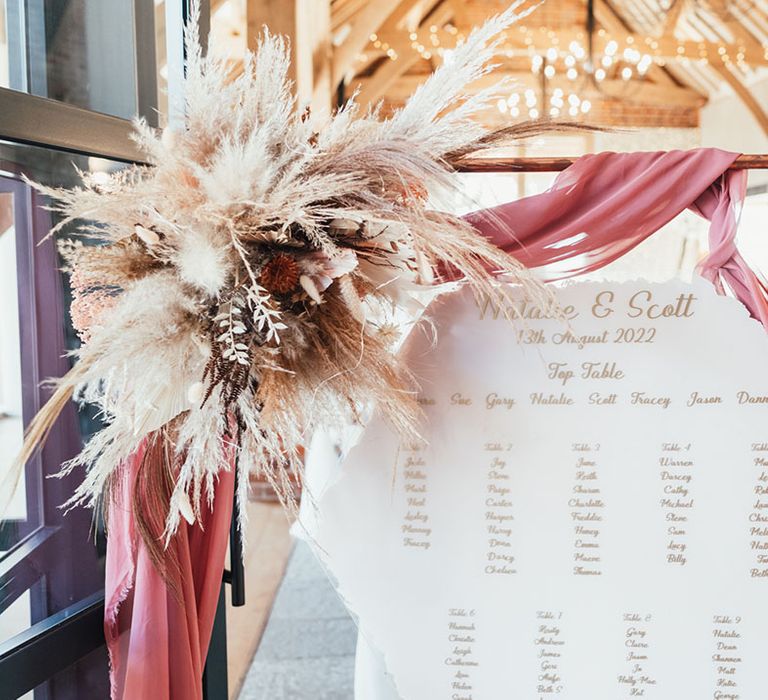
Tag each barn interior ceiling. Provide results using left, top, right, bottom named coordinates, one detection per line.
left=201, top=0, right=768, bottom=134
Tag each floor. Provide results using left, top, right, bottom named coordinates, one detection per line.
left=226, top=501, right=295, bottom=696
left=237, top=540, right=357, bottom=700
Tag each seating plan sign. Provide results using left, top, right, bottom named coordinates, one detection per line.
left=306, top=280, right=768, bottom=699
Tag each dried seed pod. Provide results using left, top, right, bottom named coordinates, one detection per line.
left=259, top=254, right=300, bottom=295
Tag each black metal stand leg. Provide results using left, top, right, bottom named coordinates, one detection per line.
left=228, top=496, right=246, bottom=607
left=202, top=585, right=229, bottom=700
left=203, top=460, right=246, bottom=698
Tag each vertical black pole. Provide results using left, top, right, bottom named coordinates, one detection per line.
left=229, top=480, right=246, bottom=607
left=202, top=465, right=244, bottom=699
left=202, top=586, right=229, bottom=700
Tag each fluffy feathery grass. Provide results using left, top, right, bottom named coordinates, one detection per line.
left=5, top=4, right=561, bottom=575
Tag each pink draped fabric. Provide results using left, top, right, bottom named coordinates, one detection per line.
left=104, top=444, right=234, bottom=700
left=463, top=148, right=768, bottom=328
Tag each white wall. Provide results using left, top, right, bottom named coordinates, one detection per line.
left=700, top=76, right=768, bottom=188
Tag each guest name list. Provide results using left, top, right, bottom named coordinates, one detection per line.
left=313, top=280, right=768, bottom=699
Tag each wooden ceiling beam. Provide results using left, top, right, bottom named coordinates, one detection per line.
left=446, top=0, right=469, bottom=28
left=729, top=2, right=768, bottom=45
left=353, top=0, right=453, bottom=106
left=712, top=61, right=768, bottom=136
left=247, top=0, right=332, bottom=115
left=332, top=0, right=408, bottom=86
left=374, top=29, right=768, bottom=67
left=359, top=71, right=707, bottom=108
left=378, top=0, right=435, bottom=33
left=348, top=0, right=441, bottom=76
left=592, top=0, right=677, bottom=86
left=332, top=0, right=369, bottom=31
left=688, top=0, right=762, bottom=55
left=720, top=15, right=765, bottom=57
left=663, top=0, right=687, bottom=32
left=661, top=61, right=709, bottom=99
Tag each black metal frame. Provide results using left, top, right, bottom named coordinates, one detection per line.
left=0, top=499, right=243, bottom=700
left=204, top=469, right=248, bottom=700
left=0, top=593, right=105, bottom=700
left=203, top=587, right=230, bottom=699
left=0, top=85, right=145, bottom=161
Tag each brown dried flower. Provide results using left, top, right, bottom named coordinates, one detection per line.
left=259, top=254, right=300, bottom=295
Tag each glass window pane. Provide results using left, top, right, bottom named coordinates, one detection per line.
left=0, top=183, right=40, bottom=554
left=0, top=192, right=23, bottom=529
left=0, top=0, right=165, bottom=124
left=0, top=589, right=30, bottom=647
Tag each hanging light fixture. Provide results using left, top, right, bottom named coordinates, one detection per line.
left=583, top=0, right=649, bottom=99
left=495, top=0, right=661, bottom=120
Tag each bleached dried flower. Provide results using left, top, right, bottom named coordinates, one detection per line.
left=7, top=3, right=557, bottom=576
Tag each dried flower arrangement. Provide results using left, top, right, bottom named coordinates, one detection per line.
left=6, top=5, right=558, bottom=568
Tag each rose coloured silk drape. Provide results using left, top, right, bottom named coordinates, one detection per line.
left=104, top=442, right=234, bottom=700
left=462, top=148, right=768, bottom=329
left=104, top=148, right=765, bottom=700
